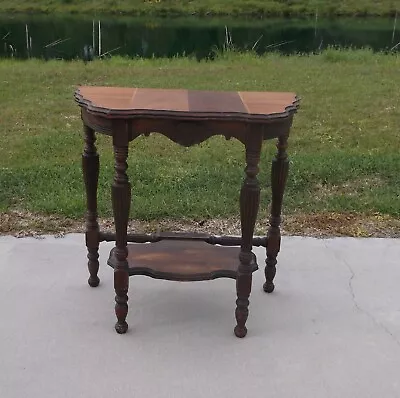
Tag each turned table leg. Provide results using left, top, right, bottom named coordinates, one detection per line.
left=112, top=144, right=131, bottom=334
left=263, top=134, right=289, bottom=293
left=82, top=125, right=100, bottom=287
left=234, top=135, right=262, bottom=338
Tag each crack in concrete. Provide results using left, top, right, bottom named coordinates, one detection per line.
left=324, top=240, right=400, bottom=349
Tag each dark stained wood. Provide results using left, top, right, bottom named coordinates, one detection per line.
left=99, top=231, right=268, bottom=247
left=76, top=85, right=300, bottom=337
left=76, top=87, right=298, bottom=145
left=112, top=139, right=131, bottom=334
left=107, top=241, right=258, bottom=281
left=74, top=86, right=299, bottom=122
left=188, top=90, right=247, bottom=114
left=234, top=132, right=263, bottom=338
left=81, top=109, right=295, bottom=143
left=133, top=88, right=189, bottom=112
left=82, top=125, right=100, bottom=287
left=264, top=134, right=290, bottom=293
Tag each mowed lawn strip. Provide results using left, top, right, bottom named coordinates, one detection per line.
left=0, top=49, right=399, bottom=224
left=0, top=0, right=398, bottom=17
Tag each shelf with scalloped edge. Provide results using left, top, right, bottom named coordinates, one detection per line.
left=107, top=240, right=258, bottom=282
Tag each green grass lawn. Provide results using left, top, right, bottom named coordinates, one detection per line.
left=0, top=0, right=398, bottom=17
left=0, top=49, right=399, bottom=226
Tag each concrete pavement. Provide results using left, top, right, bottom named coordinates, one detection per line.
left=0, top=234, right=399, bottom=398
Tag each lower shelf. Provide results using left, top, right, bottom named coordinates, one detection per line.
left=107, top=240, right=258, bottom=281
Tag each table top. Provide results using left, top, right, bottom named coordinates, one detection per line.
left=75, top=86, right=299, bottom=121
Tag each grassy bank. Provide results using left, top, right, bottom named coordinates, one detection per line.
left=0, top=49, right=399, bottom=232
left=0, top=0, right=398, bottom=17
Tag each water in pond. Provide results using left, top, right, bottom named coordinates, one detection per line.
left=0, top=14, right=398, bottom=60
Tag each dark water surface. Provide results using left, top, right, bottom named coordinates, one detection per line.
left=0, top=14, right=398, bottom=59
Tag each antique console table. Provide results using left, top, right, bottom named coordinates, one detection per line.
left=75, top=86, right=299, bottom=338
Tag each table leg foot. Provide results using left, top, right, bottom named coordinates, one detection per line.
left=115, top=321, right=128, bottom=334
left=235, top=270, right=251, bottom=339
left=234, top=325, right=247, bottom=338
left=114, top=276, right=129, bottom=335
left=87, top=247, right=100, bottom=287
left=263, top=280, right=275, bottom=293
left=263, top=255, right=276, bottom=293
left=88, top=275, right=100, bottom=287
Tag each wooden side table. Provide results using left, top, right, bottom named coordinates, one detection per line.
left=75, top=87, right=299, bottom=338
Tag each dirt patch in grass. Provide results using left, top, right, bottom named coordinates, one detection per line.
left=1, top=210, right=399, bottom=239
left=282, top=212, right=400, bottom=238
